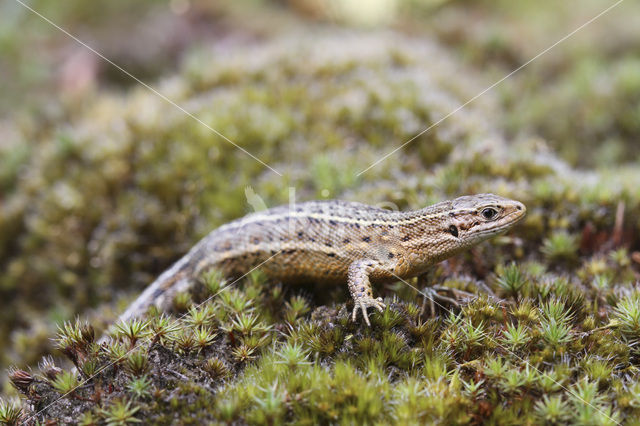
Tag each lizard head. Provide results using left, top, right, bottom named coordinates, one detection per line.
left=446, top=193, right=526, bottom=246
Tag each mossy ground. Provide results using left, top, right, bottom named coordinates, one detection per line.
left=2, top=0, right=640, bottom=424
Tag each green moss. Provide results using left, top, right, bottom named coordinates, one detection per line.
left=0, top=397, right=23, bottom=425
left=541, top=231, right=579, bottom=264
left=8, top=257, right=640, bottom=423
left=4, top=1, right=640, bottom=422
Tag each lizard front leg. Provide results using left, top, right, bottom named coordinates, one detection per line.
left=348, top=259, right=386, bottom=326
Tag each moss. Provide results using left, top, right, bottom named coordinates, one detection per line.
left=4, top=1, right=640, bottom=423
left=7, top=258, right=640, bottom=423
left=1, top=28, right=521, bottom=374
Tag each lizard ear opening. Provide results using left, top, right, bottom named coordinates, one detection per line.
left=448, top=225, right=459, bottom=237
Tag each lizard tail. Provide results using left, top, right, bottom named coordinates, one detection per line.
left=98, top=238, right=214, bottom=343
left=116, top=254, right=195, bottom=325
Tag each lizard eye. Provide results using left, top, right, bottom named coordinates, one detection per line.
left=481, top=208, right=498, bottom=220
left=448, top=225, right=458, bottom=237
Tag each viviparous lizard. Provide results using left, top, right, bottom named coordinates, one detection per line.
left=118, top=194, right=526, bottom=326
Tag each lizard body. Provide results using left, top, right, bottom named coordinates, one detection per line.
left=119, top=194, right=525, bottom=325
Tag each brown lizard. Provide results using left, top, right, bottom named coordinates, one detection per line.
left=118, top=194, right=525, bottom=325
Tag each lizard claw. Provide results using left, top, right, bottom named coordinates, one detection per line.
left=351, top=297, right=386, bottom=326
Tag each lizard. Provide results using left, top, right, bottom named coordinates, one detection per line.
left=117, top=193, right=526, bottom=326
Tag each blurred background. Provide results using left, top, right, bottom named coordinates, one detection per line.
left=1, top=0, right=640, bottom=394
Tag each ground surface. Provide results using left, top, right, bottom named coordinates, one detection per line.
left=2, top=0, right=640, bottom=424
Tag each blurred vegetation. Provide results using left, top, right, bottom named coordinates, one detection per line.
left=2, top=0, right=640, bottom=423
left=421, top=0, right=640, bottom=167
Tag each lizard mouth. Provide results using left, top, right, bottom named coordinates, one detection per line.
left=508, top=202, right=527, bottom=224
left=473, top=202, right=526, bottom=239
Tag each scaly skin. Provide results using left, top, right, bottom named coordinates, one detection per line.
left=118, top=194, right=526, bottom=325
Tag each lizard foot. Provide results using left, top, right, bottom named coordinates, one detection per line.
left=351, top=296, right=385, bottom=326
left=432, top=285, right=475, bottom=300
left=420, top=287, right=463, bottom=317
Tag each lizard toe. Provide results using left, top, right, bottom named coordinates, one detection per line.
left=360, top=304, right=371, bottom=326
left=352, top=297, right=385, bottom=326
